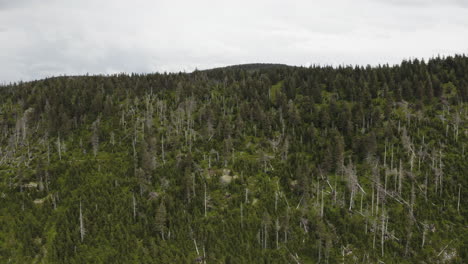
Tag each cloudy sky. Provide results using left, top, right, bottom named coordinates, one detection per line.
left=1, top=0, right=467, bottom=83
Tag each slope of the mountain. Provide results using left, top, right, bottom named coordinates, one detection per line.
left=0, top=55, right=467, bottom=263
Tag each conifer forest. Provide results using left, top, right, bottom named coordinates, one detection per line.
left=0, top=55, right=467, bottom=263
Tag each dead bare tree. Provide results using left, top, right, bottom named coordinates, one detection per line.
left=80, top=201, right=85, bottom=242
left=398, top=160, right=404, bottom=195
left=344, top=160, right=358, bottom=211
left=381, top=210, right=385, bottom=257
left=275, top=217, right=280, bottom=249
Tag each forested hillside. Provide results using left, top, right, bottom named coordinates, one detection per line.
left=0, top=55, right=467, bottom=263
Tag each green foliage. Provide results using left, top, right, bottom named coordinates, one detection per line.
left=0, top=56, right=467, bottom=263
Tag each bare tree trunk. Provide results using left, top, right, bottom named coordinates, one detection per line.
left=381, top=211, right=385, bottom=257
left=52, top=193, right=57, bottom=210
left=372, top=220, right=376, bottom=250
left=203, top=246, right=206, bottom=264
left=110, top=131, right=115, bottom=146
left=121, top=111, right=126, bottom=129
left=80, top=201, right=85, bottom=242
left=245, top=188, right=249, bottom=204
left=398, top=159, right=403, bottom=195
left=275, top=191, right=278, bottom=212
left=193, top=239, right=200, bottom=256
left=410, top=153, right=414, bottom=173
left=421, top=224, right=426, bottom=248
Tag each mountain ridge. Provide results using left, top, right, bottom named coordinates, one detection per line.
left=0, top=55, right=466, bottom=263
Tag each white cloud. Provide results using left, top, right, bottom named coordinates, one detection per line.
left=0, top=0, right=467, bottom=83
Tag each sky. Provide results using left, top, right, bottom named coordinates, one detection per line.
left=0, top=0, right=467, bottom=83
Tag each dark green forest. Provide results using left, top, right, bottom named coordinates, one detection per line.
left=0, top=56, right=467, bottom=263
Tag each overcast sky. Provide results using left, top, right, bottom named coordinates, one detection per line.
left=1, top=0, right=467, bottom=83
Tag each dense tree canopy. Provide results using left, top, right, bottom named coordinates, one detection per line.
left=0, top=56, right=467, bottom=263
